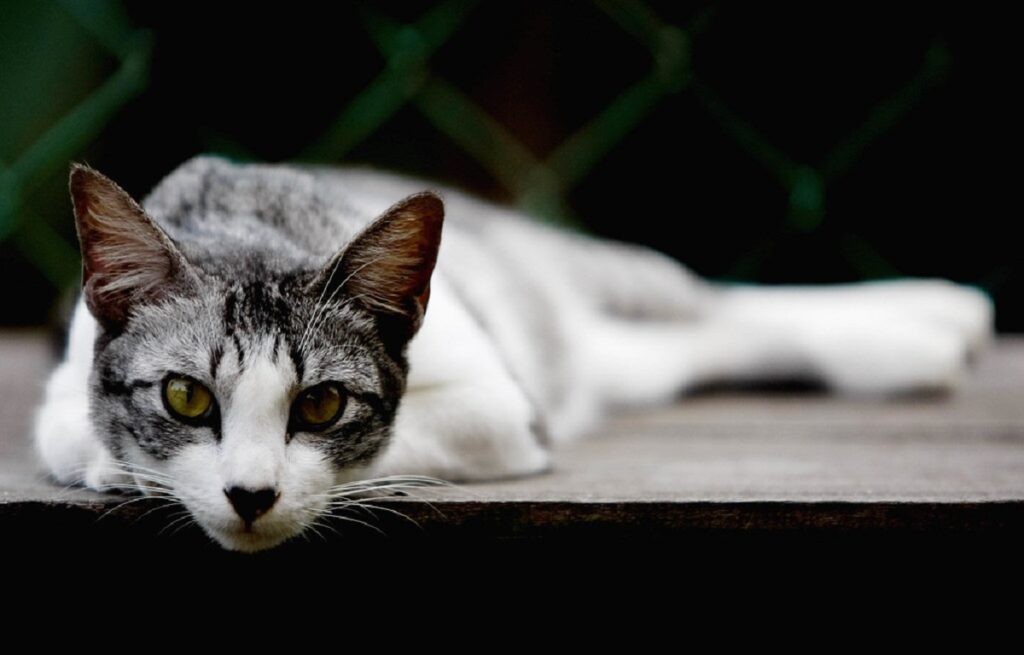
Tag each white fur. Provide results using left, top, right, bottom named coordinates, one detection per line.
left=166, top=437, right=336, bottom=553
left=219, top=341, right=292, bottom=491
left=371, top=274, right=552, bottom=481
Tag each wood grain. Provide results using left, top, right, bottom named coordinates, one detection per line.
left=2, top=330, right=1022, bottom=549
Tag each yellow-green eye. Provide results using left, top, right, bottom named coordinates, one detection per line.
left=164, top=376, right=214, bottom=420
left=293, top=382, right=346, bottom=430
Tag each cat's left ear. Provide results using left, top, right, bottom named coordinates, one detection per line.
left=311, top=191, right=444, bottom=337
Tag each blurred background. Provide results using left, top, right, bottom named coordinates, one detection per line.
left=0, top=0, right=1018, bottom=330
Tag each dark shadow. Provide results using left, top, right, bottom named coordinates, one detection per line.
left=684, top=376, right=831, bottom=397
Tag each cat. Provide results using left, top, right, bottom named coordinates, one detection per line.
left=32, top=154, right=995, bottom=552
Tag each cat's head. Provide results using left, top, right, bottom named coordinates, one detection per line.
left=69, top=160, right=443, bottom=552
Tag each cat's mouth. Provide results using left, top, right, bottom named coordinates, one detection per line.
left=203, top=522, right=299, bottom=553
left=194, top=506, right=310, bottom=553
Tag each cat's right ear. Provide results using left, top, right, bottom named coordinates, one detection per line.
left=69, top=163, right=198, bottom=331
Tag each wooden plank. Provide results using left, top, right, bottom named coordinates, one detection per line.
left=2, top=330, right=1023, bottom=547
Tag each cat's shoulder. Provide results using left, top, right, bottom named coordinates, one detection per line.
left=142, top=154, right=341, bottom=222
left=141, top=155, right=459, bottom=229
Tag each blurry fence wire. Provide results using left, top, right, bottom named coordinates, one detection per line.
left=0, top=0, right=151, bottom=289
left=0, top=0, right=1010, bottom=327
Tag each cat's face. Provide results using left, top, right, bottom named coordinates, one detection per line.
left=70, top=163, right=443, bottom=552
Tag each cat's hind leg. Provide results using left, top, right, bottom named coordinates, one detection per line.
left=770, top=278, right=995, bottom=359
left=579, top=278, right=995, bottom=408
left=709, top=280, right=995, bottom=394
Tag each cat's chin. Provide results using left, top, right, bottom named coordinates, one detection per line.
left=201, top=523, right=299, bottom=554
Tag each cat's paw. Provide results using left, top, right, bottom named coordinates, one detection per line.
left=792, top=278, right=995, bottom=396
left=33, top=390, right=99, bottom=488
left=81, top=448, right=135, bottom=494
left=819, top=322, right=969, bottom=395
left=33, top=389, right=134, bottom=493
left=857, top=278, right=996, bottom=361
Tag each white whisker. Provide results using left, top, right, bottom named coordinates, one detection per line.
left=95, top=494, right=169, bottom=523
left=319, top=508, right=387, bottom=536
left=328, top=498, right=423, bottom=531
left=299, top=247, right=356, bottom=353
left=299, top=254, right=391, bottom=354
left=159, top=510, right=198, bottom=537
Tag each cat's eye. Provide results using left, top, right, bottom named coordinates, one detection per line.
left=163, top=375, right=216, bottom=423
left=291, top=382, right=346, bottom=431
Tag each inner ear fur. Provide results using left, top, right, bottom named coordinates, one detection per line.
left=69, top=162, right=197, bottom=329
left=310, top=190, right=444, bottom=335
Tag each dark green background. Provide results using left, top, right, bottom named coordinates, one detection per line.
left=1, top=1, right=1018, bottom=329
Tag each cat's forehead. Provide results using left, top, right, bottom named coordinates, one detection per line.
left=121, top=279, right=381, bottom=374
left=220, top=275, right=310, bottom=335
left=211, top=329, right=380, bottom=394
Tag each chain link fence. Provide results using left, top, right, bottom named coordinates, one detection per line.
left=0, top=0, right=1015, bottom=328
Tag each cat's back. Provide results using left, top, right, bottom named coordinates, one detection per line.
left=140, top=155, right=591, bottom=303
left=142, top=155, right=702, bottom=315
left=141, top=155, right=548, bottom=272
left=141, top=155, right=378, bottom=272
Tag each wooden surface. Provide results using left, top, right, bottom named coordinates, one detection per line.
left=2, top=330, right=1022, bottom=552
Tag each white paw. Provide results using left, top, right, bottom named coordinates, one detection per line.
left=33, top=393, right=99, bottom=487
left=32, top=386, right=134, bottom=493
left=811, top=319, right=969, bottom=395
left=785, top=278, right=994, bottom=395
left=82, top=448, right=135, bottom=493
left=856, top=278, right=996, bottom=358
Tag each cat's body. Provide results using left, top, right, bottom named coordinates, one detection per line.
left=33, top=155, right=995, bottom=552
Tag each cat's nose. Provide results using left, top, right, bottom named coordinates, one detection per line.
left=224, top=486, right=280, bottom=526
